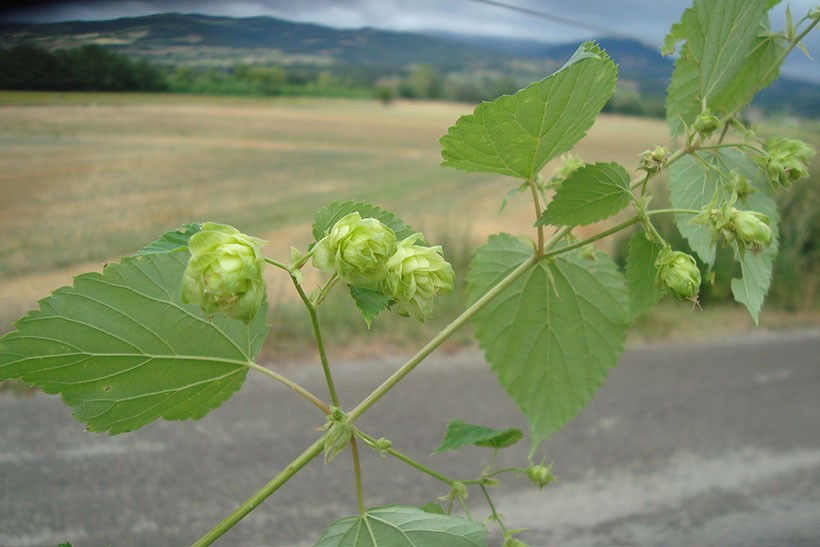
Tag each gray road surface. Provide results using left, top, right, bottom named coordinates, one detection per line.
left=1, top=328, right=819, bottom=546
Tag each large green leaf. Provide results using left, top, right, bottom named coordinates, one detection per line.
left=537, top=162, right=631, bottom=226
left=0, top=251, right=269, bottom=434
left=314, top=505, right=487, bottom=547
left=440, top=41, right=616, bottom=180
left=466, top=235, right=628, bottom=453
left=432, top=419, right=523, bottom=455
left=669, top=149, right=778, bottom=321
left=665, top=0, right=781, bottom=136
left=312, top=201, right=419, bottom=242
left=625, top=232, right=665, bottom=319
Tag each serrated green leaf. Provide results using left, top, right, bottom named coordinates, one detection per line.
left=666, top=0, right=779, bottom=136
left=669, top=149, right=778, bottom=321
left=314, top=505, right=488, bottom=547
left=134, top=223, right=202, bottom=255
left=312, top=201, right=419, bottom=242
left=0, top=252, right=268, bottom=434
left=432, top=419, right=523, bottom=455
left=418, top=503, right=446, bottom=515
left=537, top=162, right=631, bottom=226
left=466, top=235, right=628, bottom=454
left=440, top=41, right=616, bottom=180
left=626, top=232, right=665, bottom=319
left=349, top=285, right=393, bottom=328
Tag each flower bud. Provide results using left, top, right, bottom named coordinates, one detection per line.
left=731, top=209, right=772, bottom=251
left=760, top=136, right=815, bottom=188
left=655, top=249, right=701, bottom=302
left=181, top=222, right=267, bottom=323
left=312, top=212, right=397, bottom=286
left=639, top=145, right=670, bottom=174
left=693, top=110, right=721, bottom=139
left=380, top=233, right=455, bottom=321
left=526, top=464, right=555, bottom=490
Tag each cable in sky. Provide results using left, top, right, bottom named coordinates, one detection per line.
left=463, top=0, right=650, bottom=44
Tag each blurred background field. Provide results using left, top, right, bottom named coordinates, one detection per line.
left=1, top=91, right=819, bottom=362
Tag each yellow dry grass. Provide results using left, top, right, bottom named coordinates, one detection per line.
left=0, top=92, right=669, bottom=327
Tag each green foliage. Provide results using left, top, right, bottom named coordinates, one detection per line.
left=314, top=505, right=488, bottom=547
left=135, top=223, right=202, bottom=256
left=466, top=235, right=628, bottom=453
left=665, top=0, right=782, bottom=136
left=349, top=286, right=393, bottom=328
left=0, top=252, right=268, bottom=434
left=626, top=232, right=665, bottom=319
left=440, top=41, right=616, bottom=179
left=312, top=201, right=420, bottom=243
left=433, top=419, right=523, bottom=455
left=537, top=162, right=631, bottom=226
left=669, top=149, right=779, bottom=321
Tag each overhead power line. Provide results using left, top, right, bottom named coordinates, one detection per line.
left=463, top=0, right=649, bottom=44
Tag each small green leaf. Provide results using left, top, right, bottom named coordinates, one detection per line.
left=433, top=419, right=523, bottom=455
left=314, top=505, right=488, bottom=547
left=625, top=232, right=665, bottom=319
left=537, top=162, right=631, bottom=226
left=312, top=201, right=419, bottom=242
left=134, top=223, right=202, bottom=255
left=467, top=235, right=628, bottom=454
left=349, top=285, right=393, bottom=328
left=440, top=41, right=616, bottom=180
left=0, top=252, right=268, bottom=434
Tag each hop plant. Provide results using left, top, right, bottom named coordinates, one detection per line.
left=692, top=109, right=721, bottom=139
left=181, top=222, right=267, bottom=323
left=312, top=212, right=397, bottom=286
left=381, top=233, right=455, bottom=321
left=655, top=249, right=701, bottom=302
left=759, top=136, right=816, bottom=188
left=526, top=463, right=555, bottom=490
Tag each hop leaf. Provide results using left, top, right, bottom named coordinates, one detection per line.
left=181, top=222, right=267, bottom=323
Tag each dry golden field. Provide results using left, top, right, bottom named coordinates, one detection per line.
left=0, top=91, right=670, bottom=328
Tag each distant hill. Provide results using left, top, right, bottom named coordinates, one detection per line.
left=1, top=13, right=818, bottom=117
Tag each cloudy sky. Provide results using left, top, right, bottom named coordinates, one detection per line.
left=2, top=0, right=818, bottom=79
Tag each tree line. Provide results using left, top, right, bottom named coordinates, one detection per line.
left=0, top=43, right=666, bottom=117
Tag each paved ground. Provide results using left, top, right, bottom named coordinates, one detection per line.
left=1, top=328, right=819, bottom=546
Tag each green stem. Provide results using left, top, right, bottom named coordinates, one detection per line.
left=542, top=216, right=642, bottom=258
left=192, top=436, right=326, bottom=547
left=291, top=276, right=340, bottom=407
left=263, top=256, right=290, bottom=272
left=245, top=361, right=329, bottom=414
left=480, top=484, right=507, bottom=533
left=355, top=429, right=458, bottom=486
left=349, top=436, right=366, bottom=515
left=527, top=178, right=545, bottom=254
left=346, top=254, right=540, bottom=423
left=697, top=142, right=766, bottom=155
left=314, top=273, right=341, bottom=308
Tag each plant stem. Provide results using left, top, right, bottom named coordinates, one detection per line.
left=263, top=256, right=290, bottom=271
left=480, top=484, right=507, bottom=533
left=245, top=361, right=329, bottom=414
left=346, top=254, right=539, bottom=424
left=355, top=429, right=458, bottom=486
left=291, top=277, right=340, bottom=407
left=192, top=436, right=326, bottom=547
left=542, top=216, right=642, bottom=259
left=349, top=436, right=366, bottom=515
left=527, top=178, right=545, bottom=254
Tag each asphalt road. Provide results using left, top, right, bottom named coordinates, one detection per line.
left=1, top=328, right=819, bottom=546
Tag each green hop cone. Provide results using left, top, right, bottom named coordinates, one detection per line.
left=731, top=209, right=772, bottom=252
left=381, top=233, right=455, bottom=322
left=312, top=212, right=397, bottom=286
left=181, top=222, right=267, bottom=323
left=526, top=463, right=555, bottom=490
left=655, top=249, right=701, bottom=302
left=693, top=110, right=721, bottom=139
left=760, top=136, right=815, bottom=188
left=638, top=145, right=670, bottom=174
